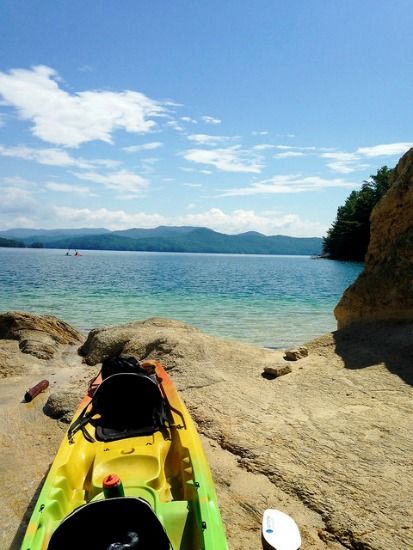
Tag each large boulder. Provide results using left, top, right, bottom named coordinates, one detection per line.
left=335, top=148, right=413, bottom=328
left=0, top=311, right=82, bottom=359
left=79, top=317, right=281, bottom=374
left=43, top=390, right=82, bottom=423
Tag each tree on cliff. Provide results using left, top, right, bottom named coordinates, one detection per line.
left=323, top=166, right=392, bottom=261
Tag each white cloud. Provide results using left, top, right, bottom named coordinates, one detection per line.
left=187, top=134, right=232, bottom=145
left=182, top=182, right=202, bottom=187
left=166, top=120, right=184, bottom=132
left=53, top=206, right=166, bottom=230
left=3, top=176, right=36, bottom=188
left=73, top=169, right=149, bottom=197
left=201, top=115, right=221, bottom=125
left=78, top=65, right=94, bottom=73
left=45, top=182, right=95, bottom=195
left=322, top=143, right=413, bottom=174
left=122, top=142, right=163, bottom=153
left=176, top=207, right=325, bottom=236
left=0, top=144, right=123, bottom=171
left=320, top=151, right=369, bottom=174
left=321, top=152, right=359, bottom=162
left=275, top=145, right=317, bottom=151
left=180, top=116, right=197, bottom=124
left=253, top=144, right=275, bottom=151
left=0, top=144, right=93, bottom=168
left=325, top=161, right=369, bottom=174
left=274, top=151, right=305, bottom=159
left=1, top=186, right=37, bottom=213
left=0, top=65, right=165, bottom=147
left=183, top=146, right=263, bottom=173
left=356, top=142, right=413, bottom=157
left=51, top=205, right=325, bottom=236
left=218, top=174, right=356, bottom=196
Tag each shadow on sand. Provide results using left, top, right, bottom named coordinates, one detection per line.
left=10, top=470, right=49, bottom=550
left=333, top=321, right=413, bottom=387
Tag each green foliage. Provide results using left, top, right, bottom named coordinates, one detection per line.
left=323, top=166, right=392, bottom=261
left=0, top=237, right=25, bottom=248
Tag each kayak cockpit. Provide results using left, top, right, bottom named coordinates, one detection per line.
left=48, top=497, right=171, bottom=549
left=68, top=372, right=168, bottom=443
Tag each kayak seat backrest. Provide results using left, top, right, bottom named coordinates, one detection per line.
left=101, top=355, right=150, bottom=379
left=92, top=373, right=168, bottom=442
left=47, top=497, right=171, bottom=550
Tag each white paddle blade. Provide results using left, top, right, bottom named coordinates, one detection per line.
left=262, top=509, right=301, bottom=550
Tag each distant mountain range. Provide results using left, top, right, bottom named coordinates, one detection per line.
left=0, top=226, right=322, bottom=255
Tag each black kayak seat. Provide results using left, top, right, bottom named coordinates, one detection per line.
left=68, top=373, right=168, bottom=443
left=47, top=497, right=171, bottom=549
left=94, top=372, right=167, bottom=441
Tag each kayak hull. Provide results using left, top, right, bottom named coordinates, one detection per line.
left=21, top=361, right=228, bottom=550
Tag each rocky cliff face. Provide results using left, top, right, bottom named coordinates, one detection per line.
left=335, top=148, right=413, bottom=328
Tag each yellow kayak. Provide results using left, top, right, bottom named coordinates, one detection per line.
left=21, top=357, right=228, bottom=549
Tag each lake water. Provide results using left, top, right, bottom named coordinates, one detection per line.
left=0, top=248, right=362, bottom=348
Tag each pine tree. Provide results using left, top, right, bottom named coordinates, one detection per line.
left=323, top=166, right=392, bottom=261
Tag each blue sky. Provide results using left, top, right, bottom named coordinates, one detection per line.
left=0, top=0, right=412, bottom=236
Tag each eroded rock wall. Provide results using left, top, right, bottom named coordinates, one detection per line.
left=335, top=148, right=413, bottom=328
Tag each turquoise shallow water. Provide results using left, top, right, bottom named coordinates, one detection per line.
left=0, top=248, right=362, bottom=348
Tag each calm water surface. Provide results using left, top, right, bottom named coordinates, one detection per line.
left=0, top=248, right=362, bottom=348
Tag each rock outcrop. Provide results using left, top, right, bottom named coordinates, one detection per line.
left=1, top=313, right=412, bottom=549
left=79, top=317, right=284, bottom=376
left=0, top=311, right=82, bottom=360
left=335, top=148, right=413, bottom=328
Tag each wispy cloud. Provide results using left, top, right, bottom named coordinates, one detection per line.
left=122, top=142, right=163, bottom=153
left=253, top=144, right=275, bottom=151
left=1, top=186, right=37, bottom=213
left=0, top=145, right=93, bottom=168
left=321, top=143, right=413, bottom=174
left=0, top=144, right=122, bottom=170
left=275, top=145, right=317, bottom=151
left=201, top=115, right=221, bottom=125
left=187, top=134, right=235, bottom=145
left=45, top=182, right=95, bottom=195
left=320, top=151, right=368, bottom=174
left=274, top=151, right=305, bottom=159
left=78, top=65, right=94, bottom=73
left=3, top=176, right=37, bottom=188
left=0, top=65, right=165, bottom=147
left=73, top=169, right=149, bottom=197
left=53, top=206, right=166, bottom=230
left=183, top=146, right=263, bottom=173
left=166, top=120, right=184, bottom=132
left=219, top=174, right=356, bottom=196
left=356, top=142, right=413, bottom=157
left=180, top=116, right=197, bottom=124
